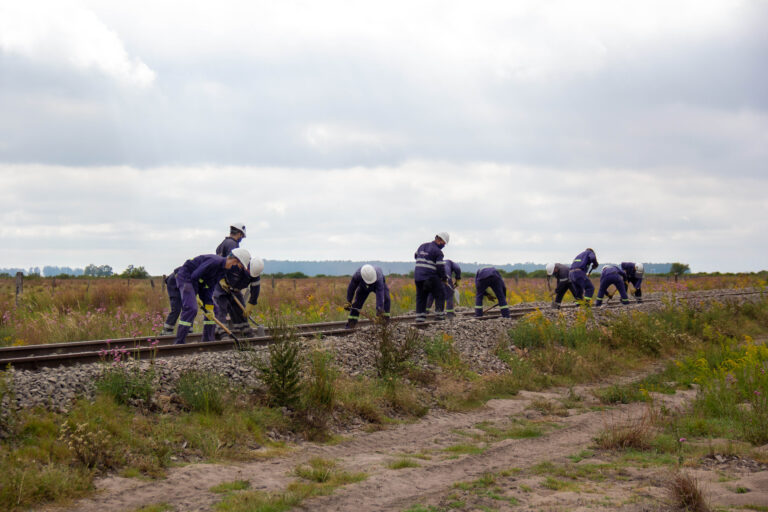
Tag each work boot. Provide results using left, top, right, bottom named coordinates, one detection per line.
left=435, top=313, right=446, bottom=321
left=551, top=301, right=561, bottom=310
left=160, top=327, right=174, bottom=336
left=636, top=298, right=643, bottom=303
left=345, top=319, right=358, bottom=329
left=446, top=312, right=456, bottom=319
left=414, top=315, right=426, bottom=324
left=239, top=327, right=255, bottom=338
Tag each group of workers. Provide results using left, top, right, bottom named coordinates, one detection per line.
left=162, top=226, right=645, bottom=342
left=545, top=248, right=644, bottom=308
left=162, top=223, right=265, bottom=345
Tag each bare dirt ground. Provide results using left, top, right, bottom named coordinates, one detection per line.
left=52, top=367, right=768, bottom=512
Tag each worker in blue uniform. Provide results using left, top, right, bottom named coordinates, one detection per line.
left=474, top=267, right=510, bottom=318
left=414, top=232, right=449, bottom=322
left=546, top=262, right=577, bottom=309
left=214, top=222, right=248, bottom=333
left=621, top=262, right=644, bottom=302
left=569, top=248, right=598, bottom=304
left=161, top=267, right=183, bottom=334
left=427, top=259, right=461, bottom=318
left=173, top=248, right=251, bottom=345
left=595, top=264, right=630, bottom=306
left=344, top=264, right=391, bottom=329
left=213, top=257, right=264, bottom=338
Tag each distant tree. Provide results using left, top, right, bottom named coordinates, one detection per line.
left=120, top=265, right=150, bottom=279
left=84, top=264, right=114, bottom=277
left=669, top=262, right=691, bottom=275
left=528, top=269, right=548, bottom=278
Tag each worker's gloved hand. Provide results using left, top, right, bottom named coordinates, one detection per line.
left=343, top=302, right=353, bottom=311
left=245, top=303, right=255, bottom=316
left=219, top=278, right=232, bottom=293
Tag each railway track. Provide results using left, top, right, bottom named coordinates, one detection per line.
left=1, top=289, right=762, bottom=370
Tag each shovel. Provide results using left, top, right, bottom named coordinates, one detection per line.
left=228, top=293, right=266, bottom=336
left=196, top=297, right=241, bottom=344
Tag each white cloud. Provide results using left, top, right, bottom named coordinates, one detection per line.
left=0, top=0, right=155, bottom=87
left=0, top=162, right=765, bottom=273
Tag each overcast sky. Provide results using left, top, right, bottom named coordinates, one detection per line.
left=1, top=0, right=766, bottom=274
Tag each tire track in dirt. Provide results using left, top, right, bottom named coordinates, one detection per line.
left=60, top=381, right=694, bottom=512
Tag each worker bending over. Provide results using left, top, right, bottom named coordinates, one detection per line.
left=172, top=248, right=251, bottom=345
left=414, top=232, right=450, bottom=322
left=569, top=248, right=598, bottom=305
left=595, top=264, right=630, bottom=307
left=546, top=262, right=577, bottom=309
left=427, top=259, right=461, bottom=318
left=621, top=262, right=644, bottom=302
left=213, top=257, right=264, bottom=338
left=344, top=264, right=391, bottom=329
left=474, top=267, right=510, bottom=318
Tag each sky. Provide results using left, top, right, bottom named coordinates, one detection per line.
left=1, top=0, right=766, bottom=274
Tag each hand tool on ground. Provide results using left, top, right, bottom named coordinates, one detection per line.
left=196, top=297, right=241, bottom=344
left=228, top=292, right=266, bottom=336
left=483, top=302, right=499, bottom=314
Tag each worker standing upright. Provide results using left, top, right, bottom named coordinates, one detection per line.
left=569, top=248, right=598, bottom=305
left=595, top=264, right=630, bottom=306
left=414, top=232, right=449, bottom=322
left=546, top=262, right=577, bottom=309
left=427, top=259, right=461, bottom=318
left=213, top=222, right=248, bottom=334
left=474, top=267, right=511, bottom=318
left=344, top=264, right=391, bottom=329
left=173, top=248, right=251, bottom=345
left=621, top=262, right=644, bottom=302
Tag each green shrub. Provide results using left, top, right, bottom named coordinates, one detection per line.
left=95, top=363, right=155, bottom=405
left=256, top=327, right=302, bottom=408
left=374, top=323, right=422, bottom=377
left=176, top=370, right=228, bottom=415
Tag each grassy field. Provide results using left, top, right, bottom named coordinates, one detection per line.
left=1, top=273, right=765, bottom=346
left=0, top=284, right=766, bottom=510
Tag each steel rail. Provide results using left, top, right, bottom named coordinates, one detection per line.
left=1, top=289, right=762, bottom=370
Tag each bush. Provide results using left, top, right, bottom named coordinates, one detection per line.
left=176, top=370, right=228, bottom=415
left=297, top=350, right=338, bottom=438
left=256, top=324, right=302, bottom=408
left=96, top=363, right=155, bottom=405
left=374, top=323, right=422, bottom=377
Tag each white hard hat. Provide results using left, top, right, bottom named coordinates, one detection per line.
left=230, top=248, right=251, bottom=269
left=546, top=263, right=555, bottom=276
left=230, top=222, right=246, bottom=237
left=635, top=262, right=644, bottom=274
left=249, top=257, right=265, bottom=278
left=436, top=232, right=450, bottom=244
left=601, top=264, right=615, bottom=274
left=361, top=264, right=377, bottom=284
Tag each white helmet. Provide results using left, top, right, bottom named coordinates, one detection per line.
left=249, top=257, right=264, bottom=278
left=436, top=232, right=450, bottom=244
left=230, top=222, right=246, bottom=237
left=601, top=264, right=616, bottom=274
left=230, top=247, right=251, bottom=269
left=361, top=264, right=377, bottom=284
left=546, top=263, right=555, bottom=276
left=635, top=262, right=644, bottom=274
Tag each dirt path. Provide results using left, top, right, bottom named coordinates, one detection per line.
left=55, top=371, right=705, bottom=512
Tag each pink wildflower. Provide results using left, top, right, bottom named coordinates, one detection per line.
left=679, top=438, right=686, bottom=443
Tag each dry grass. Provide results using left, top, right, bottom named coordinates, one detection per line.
left=667, top=471, right=711, bottom=512
left=595, top=410, right=655, bottom=451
